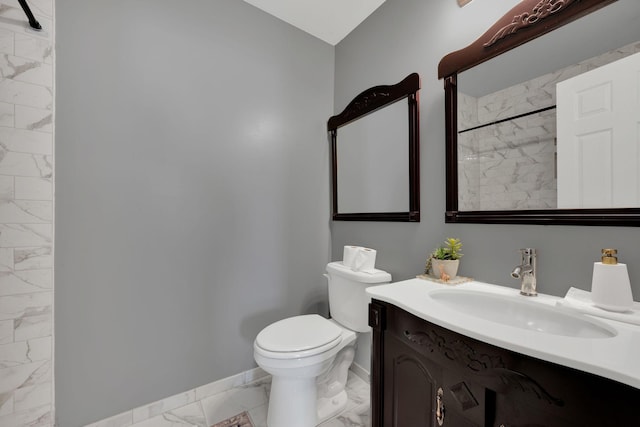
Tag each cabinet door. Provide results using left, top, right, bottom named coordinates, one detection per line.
left=383, top=333, right=442, bottom=426
left=493, top=394, right=578, bottom=427
left=492, top=362, right=640, bottom=427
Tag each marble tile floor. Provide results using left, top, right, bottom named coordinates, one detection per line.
left=87, top=370, right=370, bottom=427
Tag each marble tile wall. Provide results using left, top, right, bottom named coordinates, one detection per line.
left=84, top=367, right=371, bottom=427
left=0, top=0, right=54, bottom=426
left=458, top=41, right=640, bottom=211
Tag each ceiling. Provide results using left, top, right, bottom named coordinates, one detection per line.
left=242, top=0, right=387, bottom=45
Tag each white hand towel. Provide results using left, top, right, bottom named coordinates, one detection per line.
left=555, top=287, right=640, bottom=326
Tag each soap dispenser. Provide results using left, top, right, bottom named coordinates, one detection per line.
left=591, top=249, right=634, bottom=312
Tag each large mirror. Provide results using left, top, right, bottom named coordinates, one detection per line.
left=328, top=73, right=420, bottom=221
left=439, top=0, right=640, bottom=225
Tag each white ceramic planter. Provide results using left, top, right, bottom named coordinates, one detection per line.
left=430, top=259, right=459, bottom=279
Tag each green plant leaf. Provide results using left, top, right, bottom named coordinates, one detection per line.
left=430, top=237, right=463, bottom=260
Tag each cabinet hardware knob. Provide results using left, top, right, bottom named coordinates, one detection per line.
left=436, top=387, right=445, bottom=426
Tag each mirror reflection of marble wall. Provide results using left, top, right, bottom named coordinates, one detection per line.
left=458, top=40, right=640, bottom=211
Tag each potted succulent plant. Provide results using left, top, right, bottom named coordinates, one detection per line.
left=425, top=237, right=463, bottom=280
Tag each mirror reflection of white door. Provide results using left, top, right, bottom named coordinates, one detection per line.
left=557, top=51, right=640, bottom=208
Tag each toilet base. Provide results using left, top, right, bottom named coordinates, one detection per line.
left=315, top=345, right=355, bottom=423
left=267, top=375, right=318, bottom=427
left=266, top=378, right=350, bottom=427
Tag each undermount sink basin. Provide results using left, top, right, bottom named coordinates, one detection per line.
left=429, top=289, right=616, bottom=339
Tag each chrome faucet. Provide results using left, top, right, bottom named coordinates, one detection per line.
left=511, top=248, right=537, bottom=296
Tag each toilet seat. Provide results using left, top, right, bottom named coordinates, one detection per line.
left=255, top=314, right=343, bottom=359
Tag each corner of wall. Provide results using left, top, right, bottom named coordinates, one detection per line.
left=0, top=0, right=55, bottom=425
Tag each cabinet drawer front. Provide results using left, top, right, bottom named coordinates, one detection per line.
left=385, top=302, right=514, bottom=376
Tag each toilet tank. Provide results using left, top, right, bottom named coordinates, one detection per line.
left=326, top=261, right=392, bottom=332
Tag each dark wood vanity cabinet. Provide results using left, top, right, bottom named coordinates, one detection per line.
left=369, top=300, right=640, bottom=427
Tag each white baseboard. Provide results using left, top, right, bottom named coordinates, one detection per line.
left=84, top=366, right=268, bottom=427
left=349, top=362, right=370, bottom=384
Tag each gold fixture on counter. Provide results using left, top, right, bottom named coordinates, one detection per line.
left=601, top=248, right=618, bottom=265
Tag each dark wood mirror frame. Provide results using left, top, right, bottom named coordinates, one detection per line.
left=439, top=0, right=640, bottom=226
left=328, top=73, right=420, bottom=222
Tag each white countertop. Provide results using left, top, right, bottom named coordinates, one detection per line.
left=367, top=278, right=640, bottom=389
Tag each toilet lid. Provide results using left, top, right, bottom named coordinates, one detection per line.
left=256, top=314, right=342, bottom=353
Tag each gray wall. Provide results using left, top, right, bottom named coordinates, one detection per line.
left=55, top=1, right=334, bottom=426
left=334, top=0, right=640, bottom=370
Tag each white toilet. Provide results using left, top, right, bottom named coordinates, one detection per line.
left=253, top=261, right=391, bottom=427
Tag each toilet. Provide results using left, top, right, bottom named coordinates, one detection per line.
left=253, top=261, right=391, bottom=427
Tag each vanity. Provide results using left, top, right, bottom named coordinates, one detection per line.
left=367, top=279, right=640, bottom=426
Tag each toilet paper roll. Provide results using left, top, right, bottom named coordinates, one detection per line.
left=343, top=246, right=362, bottom=269
left=352, top=247, right=377, bottom=273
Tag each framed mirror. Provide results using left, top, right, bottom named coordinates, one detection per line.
left=328, top=73, right=420, bottom=221
left=439, top=0, right=640, bottom=225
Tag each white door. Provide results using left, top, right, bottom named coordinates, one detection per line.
left=556, top=52, right=640, bottom=208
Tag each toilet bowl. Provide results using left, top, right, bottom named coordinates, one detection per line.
left=253, top=262, right=391, bottom=427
